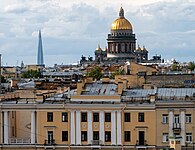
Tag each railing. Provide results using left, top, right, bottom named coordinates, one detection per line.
left=44, top=140, right=56, bottom=146
left=173, top=123, right=181, bottom=129
left=9, top=138, right=31, bottom=144
left=136, top=140, right=147, bottom=146
left=91, top=140, right=103, bottom=145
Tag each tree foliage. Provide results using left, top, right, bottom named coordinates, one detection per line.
left=187, top=61, right=195, bottom=71
left=21, top=70, right=42, bottom=78
left=111, top=68, right=125, bottom=79
left=87, top=67, right=102, bottom=80
left=171, top=64, right=180, bottom=71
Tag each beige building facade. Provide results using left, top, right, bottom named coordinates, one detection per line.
left=1, top=79, right=195, bottom=150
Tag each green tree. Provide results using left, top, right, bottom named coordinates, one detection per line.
left=87, top=67, right=103, bottom=80
left=110, top=68, right=125, bottom=79
left=171, top=64, right=178, bottom=71
left=21, top=70, right=42, bottom=78
left=187, top=61, right=195, bottom=71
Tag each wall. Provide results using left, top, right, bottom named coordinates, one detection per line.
left=146, top=74, right=195, bottom=87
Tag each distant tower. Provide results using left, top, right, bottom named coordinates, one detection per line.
left=37, top=30, right=44, bottom=65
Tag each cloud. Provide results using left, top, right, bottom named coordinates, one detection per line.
left=0, top=0, right=195, bottom=66
left=4, top=4, right=28, bottom=13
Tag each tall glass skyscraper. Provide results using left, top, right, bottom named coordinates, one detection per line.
left=37, top=30, right=44, bottom=65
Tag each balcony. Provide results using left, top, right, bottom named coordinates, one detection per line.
left=91, top=140, right=103, bottom=145
left=44, top=140, right=56, bottom=146
left=9, top=138, right=31, bottom=144
left=136, top=140, right=147, bottom=146
left=173, top=123, right=181, bottom=132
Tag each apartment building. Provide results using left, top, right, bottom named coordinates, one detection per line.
left=0, top=78, right=195, bottom=150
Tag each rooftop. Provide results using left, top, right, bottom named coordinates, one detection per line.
left=81, top=82, right=118, bottom=95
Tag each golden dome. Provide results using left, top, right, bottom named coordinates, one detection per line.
left=111, top=7, right=132, bottom=30
left=111, top=18, right=132, bottom=30
left=136, top=45, right=141, bottom=51
left=96, top=44, right=102, bottom=51
left=142, top=46, right=147, bottom=51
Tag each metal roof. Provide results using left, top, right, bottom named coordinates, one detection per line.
left=123, top=88, right=195, bottom=98
left=82, top=82, right=118, bottom=95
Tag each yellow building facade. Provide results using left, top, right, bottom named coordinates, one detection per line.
left=1, top=79, right=195, bottom=150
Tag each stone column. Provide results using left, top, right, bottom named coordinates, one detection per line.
left=88, top=111, right=92, bottom=144
left=111, top=111, right=116, bottom=145
left=112, top=44, right=114, bottom=53
left=117, top=111, right=122, bottom=145
left=130, top=43, right=132, bottom=51
left=70, top=110, right=75, bottom=145
left=181, top=111, right=185, bottom=145
left=31, top=111, right=36, bottom=144
left=76, top=110, right=81, bottom=145
left=133, top=43, right=136, bottom=51
left=169, top=111, right=173, bottom=137
left=100, top=111, right=104, bottom=144
left=122, top=43, right=125, bottom=52
left=4, top=111, right=9, bottom=144
left=116, top=44, right=118, bottom=53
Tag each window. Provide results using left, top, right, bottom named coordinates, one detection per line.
left=48, top=131, right=54, bottom=144
left=105, top=113, right=111, bottom=122
left=124, top=131, right=131, bottom=142
left=81, top=131, right=87, bottom=141
left=162, top=133, right=169, bottom=143
left=62, top=131, right=68, bottom=141
left=174, top=114, right=180, bottom=123
left=47, top=112, right=53, bottom=122
left=93, top=131, right=99, bottom=140
left=138, top=112, right=144, bottom=122
left=81, top=112, right=87, bottom=122
left=186, top=114, right=192, bottom=123
left=162, top=114, right=168, bottom=124
left=124, top=113, right=130, bottom=122
left=186, top=133, right=192, bottom=142
left=62, top=112, right=68, bottom=122
left=105, top=131, right=111, bottom=142
left=93, top=113, right=99, bottom=122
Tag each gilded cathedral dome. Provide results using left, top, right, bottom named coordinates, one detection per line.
left=111, top=7, right=133, bottom=30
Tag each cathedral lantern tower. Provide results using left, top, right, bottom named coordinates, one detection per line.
left=107, top=7, right=136, bottom=61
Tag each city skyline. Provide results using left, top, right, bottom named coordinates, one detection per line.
left=0, top=0, right=195, bottom=66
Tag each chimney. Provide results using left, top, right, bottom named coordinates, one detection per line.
left=77, top=80, right=84, bottom=95
left=118, top=82, right=124, bottom=95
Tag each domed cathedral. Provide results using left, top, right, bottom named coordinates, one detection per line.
left=94, top=6, right=148, bottom=64
left=107, top=6, right=148, bottom=63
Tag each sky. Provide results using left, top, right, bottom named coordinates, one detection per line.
left=0, top=0, right=195, bottom=66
